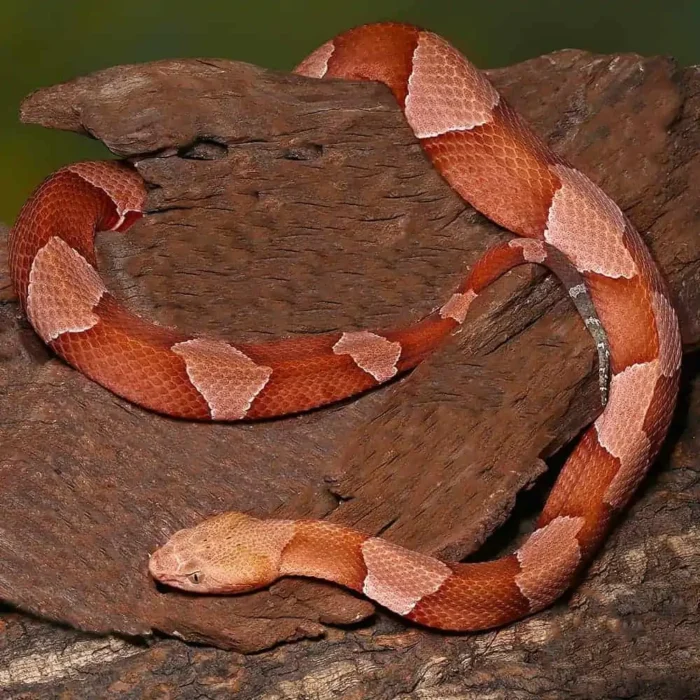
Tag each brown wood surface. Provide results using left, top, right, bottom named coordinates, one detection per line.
left=0, top=47, right=698, bottom=697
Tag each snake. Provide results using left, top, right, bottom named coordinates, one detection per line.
left=9, top=23, right=681, bottom=631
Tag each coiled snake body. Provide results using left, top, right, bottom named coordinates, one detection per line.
left=9, top=23, right=681, bottom=631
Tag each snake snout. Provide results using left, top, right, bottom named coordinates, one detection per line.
left=148, top=542, right=182, bottom=583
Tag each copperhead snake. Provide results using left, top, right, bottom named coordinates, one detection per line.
left=9, top=23, right=681, bottom=631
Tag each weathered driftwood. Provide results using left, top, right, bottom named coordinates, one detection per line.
left=0, top=45, right=698, bottom=697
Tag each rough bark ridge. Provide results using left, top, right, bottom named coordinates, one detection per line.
left=0, top=46, right=698, bottom=694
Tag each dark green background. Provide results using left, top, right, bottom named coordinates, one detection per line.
left=3, top=0, right=697, bottom=223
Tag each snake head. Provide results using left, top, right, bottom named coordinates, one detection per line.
left=148, top=511, right=295, bottom=594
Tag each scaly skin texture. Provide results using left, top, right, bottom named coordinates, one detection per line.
left=9, top=22, right=680, bottom=630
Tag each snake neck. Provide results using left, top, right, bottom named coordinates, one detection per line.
left=279, top=520, right=369, bottom=592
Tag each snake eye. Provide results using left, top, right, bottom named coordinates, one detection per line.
left=188, top=572, right=203, bottom=585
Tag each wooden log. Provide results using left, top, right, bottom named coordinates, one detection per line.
left=0, top=46, right=698, bottom=683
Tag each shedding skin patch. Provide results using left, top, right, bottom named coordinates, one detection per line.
left=332, top=331, right=401, bottom=382
left=544, top=166, right=637, bottom=279
left=294, top=40, right=335, bottom=78
left=651, top=292, right=682, bottom=377
left=405, top=32, right=499, bottom=138
left=361, top=538, right=451, bottom=615
left=508, top=238, right=547, bottom=264
left=515, top=515, right=585, bottom=612
left=172, top=338, right=273, bottom=420
left=27, top=236, right=106, bottom=342
left=596, top=360, right=660, bottom=508
left=568, top=283, right=586, bottom=299
left=439, top=290, right=477, bottom=323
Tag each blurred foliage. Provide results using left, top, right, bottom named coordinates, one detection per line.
left=2, top=0, right=697, bottom=222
